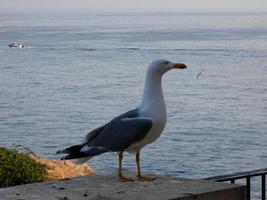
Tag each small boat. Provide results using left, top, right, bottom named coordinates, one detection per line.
left=8, top=42, right=25, bottom=48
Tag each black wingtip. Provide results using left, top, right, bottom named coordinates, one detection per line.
left=56, top=150, right=62, bottom=154
left=61, top=155, right=71, bottom=160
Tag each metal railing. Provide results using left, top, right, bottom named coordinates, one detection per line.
left=204, top=168, right=267, bottom=200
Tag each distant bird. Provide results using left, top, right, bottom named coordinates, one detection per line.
left=57, top=59, right=187, bottom=182
left=196, top=72, right=202, bottom=79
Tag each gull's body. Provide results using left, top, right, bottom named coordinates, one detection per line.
left=126, top=65, right=167, bottom=153
left=57, top=59, right=187, bottom=181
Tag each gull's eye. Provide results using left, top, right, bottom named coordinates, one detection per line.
left=163, top=61, right=169, bottom=65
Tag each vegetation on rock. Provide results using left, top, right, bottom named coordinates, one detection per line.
left=0, top=147, right=47, bottom=188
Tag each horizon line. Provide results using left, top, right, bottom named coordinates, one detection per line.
left=1, top=9, right=267, bottom=15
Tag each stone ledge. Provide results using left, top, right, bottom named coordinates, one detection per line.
left=0, top=175, right=246, bottom=200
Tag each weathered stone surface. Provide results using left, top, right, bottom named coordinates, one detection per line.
left=0, top=175, right=246, bottom=200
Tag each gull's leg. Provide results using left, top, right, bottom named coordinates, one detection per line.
left=117, top=151, right=134, bottom=182
left=136, top=150, right=156, bottom=181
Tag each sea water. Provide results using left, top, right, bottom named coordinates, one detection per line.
left=0, top=12, right=266, bottom=183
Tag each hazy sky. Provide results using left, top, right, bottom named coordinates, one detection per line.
left=1, top=0, right=267, bottom=13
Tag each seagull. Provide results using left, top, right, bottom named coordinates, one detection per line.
left=196, top=72, right=202, bottom=79
left=57, top=59, right=187, bottom=182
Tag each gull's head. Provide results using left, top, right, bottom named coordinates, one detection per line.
left=147, top=59, right=187, bottom=76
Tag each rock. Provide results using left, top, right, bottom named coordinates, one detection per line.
left=30, top=156, right=95, bottom=180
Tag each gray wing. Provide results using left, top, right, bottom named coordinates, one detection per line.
left=84, top=124, right=108, bottom=143
left=85, top=109, right=140, bottom=143
left=86, top=109, right=153, bottom=152
left=58, top=109, right=153, bottom=160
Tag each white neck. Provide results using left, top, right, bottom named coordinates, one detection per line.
left=140, top=71, right=165, bottom=109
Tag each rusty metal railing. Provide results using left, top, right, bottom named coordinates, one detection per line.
left=204, top=168, right=267, bottom=200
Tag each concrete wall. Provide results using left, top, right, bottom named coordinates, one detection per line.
left=0, top=175, right=246, bottom=200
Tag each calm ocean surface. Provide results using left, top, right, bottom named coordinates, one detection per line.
left=0, top=13, right=266, bottom=181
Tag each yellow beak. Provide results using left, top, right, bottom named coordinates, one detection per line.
left=173, top=63, right=187, bottom=69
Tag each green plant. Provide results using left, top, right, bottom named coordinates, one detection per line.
left=0, top=147, right=47, bottom=187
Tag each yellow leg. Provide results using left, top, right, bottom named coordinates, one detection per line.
left=136, top=151, right=156, bottom=181
left=117, top=152, right=134, bottom=182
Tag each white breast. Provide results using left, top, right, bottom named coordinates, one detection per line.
left=141, top=103, right=167, bottom=143
left=126, top=103, right=166, bottom=153
left=126, top=88, right=167, bottom=153
left=126, top=61, right=168, bottom=153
